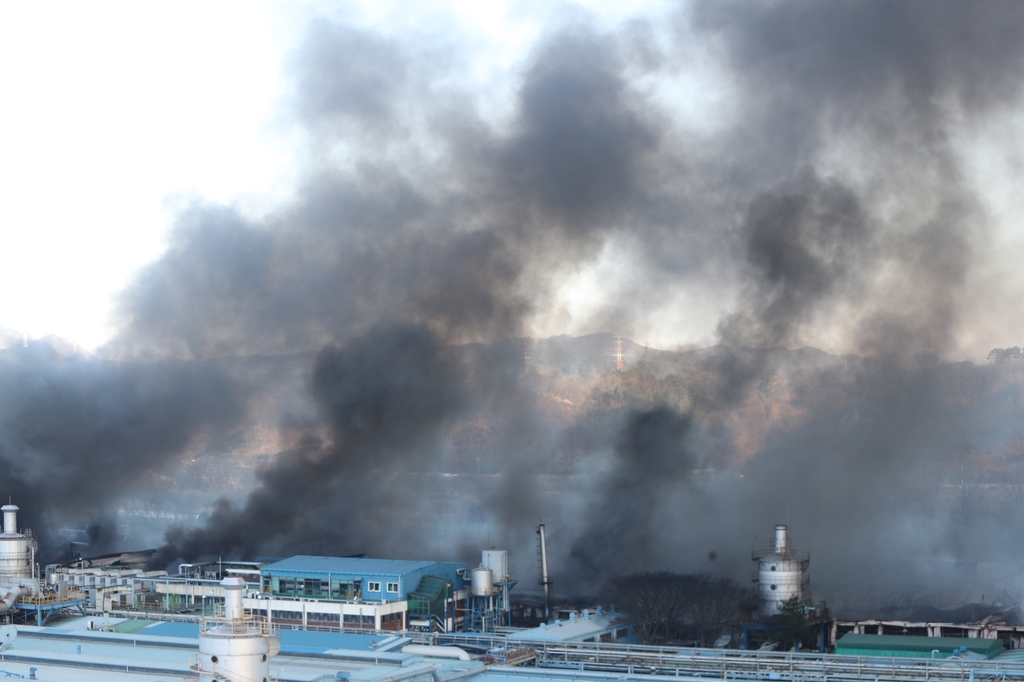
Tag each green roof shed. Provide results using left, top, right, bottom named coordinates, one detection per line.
left=835, top=634, right=1003, bottom=659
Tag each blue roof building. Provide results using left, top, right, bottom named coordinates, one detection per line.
left=259, top=556, right=467, bottom=602
left=251, top=556, right=470, bottom=632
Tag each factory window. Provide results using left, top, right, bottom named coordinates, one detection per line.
left=387, top=582, right=399, bottom=593
left=278, top=579, right=296, bottom=595
left=343, top=614, right=360, bottom=624
left=362, top=615, right=374, bottom=625
left=332, top=580, right=357, bottom=600
left=262, top=576, right=271, bottom=592
left=367, top=581, right=381, bottom=592
left=309, top=612, right=340, bottom=623
left=305, top=579, right=322, bottom=596
left=615, top=628, right=628, bottom=639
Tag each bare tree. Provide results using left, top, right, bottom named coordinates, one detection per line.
left=690, top=574, right=755, bottom=647
left=599, top=572, right=750, bottom=645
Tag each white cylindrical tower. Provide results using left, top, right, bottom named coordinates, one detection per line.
left=481, top=549, right=507, bottom=583
left=195, top=577, right=279, bottom=682
left=0, top=505, right=35, bottom=581
left=752, top=524, right=809, bottom=617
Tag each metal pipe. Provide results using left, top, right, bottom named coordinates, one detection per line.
left=401, top=645, right=471, bottom=661
left=537, top=524, right=551, bottom=620
left=0, top=579, right=40, bottom=613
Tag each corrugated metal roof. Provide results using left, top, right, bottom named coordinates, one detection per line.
left=262, top=555, right=437, bottom=577
left=836, top=633, right=1003, bottom=658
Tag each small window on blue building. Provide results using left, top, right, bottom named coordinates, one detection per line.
left=367, top=581, right=381, bottom=592
left=386, top=582, right=399, bottom=593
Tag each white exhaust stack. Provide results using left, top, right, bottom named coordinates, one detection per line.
left=2, top=505, right=18, bottom=535
left=774, top=524, right=788, bottom=554
left=194, top=576, right=278, bottom=682
left=222, top=576, right=245, bottom=621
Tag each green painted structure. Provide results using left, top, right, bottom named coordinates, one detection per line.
left=835, top=633, right=1004, bottom=659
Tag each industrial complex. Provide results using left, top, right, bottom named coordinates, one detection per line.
left=0, top=504, right=1021, bottom=681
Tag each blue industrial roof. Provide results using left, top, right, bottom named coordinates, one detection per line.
left=262, top=555, right=440, bottom=577
left=139, top=622, right=200, bottom=639
left=139, top=621, right=409, bottom=654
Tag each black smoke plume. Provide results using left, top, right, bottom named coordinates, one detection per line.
left=3, top=3, right=1024, bottom=610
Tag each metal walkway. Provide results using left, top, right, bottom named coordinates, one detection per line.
left=426, top=634, right=1024, bottom=682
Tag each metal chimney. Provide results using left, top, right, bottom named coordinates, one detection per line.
left=774, top=524, right=788, bottom=554
left=2, top=505, right=18, bottom=535
left=536, top=524, right=552, bottom=620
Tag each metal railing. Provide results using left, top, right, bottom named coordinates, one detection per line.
left=752, top=549, right=810, bottom=563
left=480, top=639, right=1024, bottom=682
left=199, top=609, right=277, bottom=638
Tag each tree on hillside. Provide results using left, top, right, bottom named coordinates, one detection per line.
left=988, top=347, right=1024, bottom=363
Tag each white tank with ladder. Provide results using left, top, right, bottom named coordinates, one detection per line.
left=751, top=524, right=809, bottom=616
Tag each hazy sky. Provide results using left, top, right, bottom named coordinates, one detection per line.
left=2, top=0, right=1023, bottom=359
left=0, top=1, right=656, bottom=350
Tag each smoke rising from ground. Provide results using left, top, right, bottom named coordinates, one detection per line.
left=4, top=2, right=1024, bottom=604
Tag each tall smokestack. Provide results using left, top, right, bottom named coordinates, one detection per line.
left=537, top=524, right=552, bottom=620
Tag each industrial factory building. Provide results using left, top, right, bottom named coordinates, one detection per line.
left=250, top=555, right=469, bottom=632
left=8, top=502, right=1024, bottom=682
left=49, top=546, right=520, bottom=635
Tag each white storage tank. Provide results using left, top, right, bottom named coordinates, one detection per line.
left=482, top=549, right=508, bottom=583
left=752, top=524, right=809, bottom=617
left=470, top=566, right=495, bottom=596
left=195, top=577, right=279, bottom=682
left=0, top=505, right=35, bottom=581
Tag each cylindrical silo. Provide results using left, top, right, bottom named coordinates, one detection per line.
left=470, top=566, right=495, bottom=596
left=752, top=524, right=809, bottom=617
